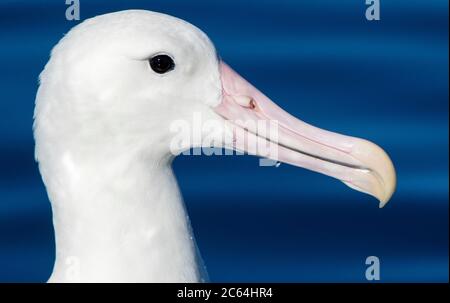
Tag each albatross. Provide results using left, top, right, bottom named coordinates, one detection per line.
left=33, top=10, right=396, bottom=282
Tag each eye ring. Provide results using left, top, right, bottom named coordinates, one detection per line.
left=149, top=53, right=175, bottom=74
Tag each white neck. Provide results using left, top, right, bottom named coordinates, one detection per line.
left=45, top=149, right=206, bottom=283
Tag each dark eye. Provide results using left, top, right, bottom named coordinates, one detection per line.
left=149, top=54, right=175, bottom=74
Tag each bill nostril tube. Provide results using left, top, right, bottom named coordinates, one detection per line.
left=234, top=95, right=256, bottom=109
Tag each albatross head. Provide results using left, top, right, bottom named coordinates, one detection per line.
left=35, top=10, right=395, bottom=207
left=34, top=9, right=397, bottom=282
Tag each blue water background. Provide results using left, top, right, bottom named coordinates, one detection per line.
left=0, top=0, right=448, bottom=282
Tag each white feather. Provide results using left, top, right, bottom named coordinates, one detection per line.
left=34, top=10, right=224, bottom=282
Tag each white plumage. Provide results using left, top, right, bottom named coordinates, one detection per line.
left=34, top=10, right=395, bottom=283
left=35, top=10, right=220, bottom=282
